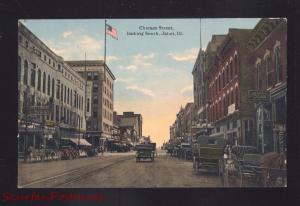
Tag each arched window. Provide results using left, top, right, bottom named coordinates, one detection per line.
left=42, top=72, right=46, bottom=93
left=230, top=61, right=233, bottom=80
left=23, top=60, right=28, bottom=85
left=226, top=65, right=229, bottom=84
left=52, top=78, right=55, bottom=98
left=67, top=88, right=70, bottom=104
left=47, top=75, right=51, bottom=95
left=235, top=86, right=239, bottom=109
left=275, top=46, right=282, bottom=82
left=234, top=55, right=238, bottom=75
left=37, top=69, right=41, bottom=91
left=266, top=56, right=272, bottom=88
left=18, top=56, right=21, bottom=82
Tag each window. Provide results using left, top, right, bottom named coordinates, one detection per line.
left=49, top=58, right=51, bottom=65
left=30, top=65, right=36, bottom=87
left=42, top=72, right=46, bottom=93
left=47, top=75, right=51, bottom=95
left=67, top=88, right=69, bottom=104
left=19, top=35, right=22, bottom=44
left=234, top=55, right=238, bottom=75
left=87, top=98, right=90, bottom=112
left=25, top=41, right=28, bottom=48
left=44, top=55, right=46, bottom=61
left=235, top=87, right=239, bottom=109
left=58, top=64, right=61, bottom=71
left=87, top=72, right=92, bottom=80
left=226, top=65, right=229, bottom=84
left=93, top=95, right=98, bottom=104
left=81, top=96, right=83, bottom=110
left=275, top=46, right=282, bottom=82
left=93, top=72, right=98, bottom=80
left=18, top=56, right=21, bottom=82
left=37, top=69, right=41, bottom=91
left=266, top=56, right=273, bottom=87
left=61, top=83, right=64, bottom=101
left=257, top=63, right=262, bottom=90
left=64, top=86, right=66, bottom=103
left=56, top=82, right=60, bottom=99
left=230, top=61, right=233, bottom=80
left=93, top=83, right=98, bottom=92
left=70, top=90, right=72, bottom=105
left=93, top=110, right=98, bottom=118
left=208, top=140, right=216, bottom=145
left=52, top=78, right=55, bottom=98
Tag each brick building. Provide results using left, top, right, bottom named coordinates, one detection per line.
left=207, top=29, right=256, bottom=146
left=247, top=18, right=287, bottom=153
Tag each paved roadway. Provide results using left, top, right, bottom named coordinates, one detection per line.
left=18, top=150, right=222, bottom=188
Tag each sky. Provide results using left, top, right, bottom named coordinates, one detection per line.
left=21, top=18, right=260, bottom=147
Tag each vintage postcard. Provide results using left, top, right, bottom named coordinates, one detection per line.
left=17, top=18, right=287, bottom=188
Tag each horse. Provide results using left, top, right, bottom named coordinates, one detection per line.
left=261, top=152, right=286, bottom=187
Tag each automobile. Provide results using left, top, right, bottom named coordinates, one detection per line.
left=135, top=143, right=156, bottom=162
left=177, top=143, right=193, bottom=160
left=193, top=135, right=226, bottom=175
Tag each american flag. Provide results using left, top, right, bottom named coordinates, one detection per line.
left=106, top=24, right=118, bottom=39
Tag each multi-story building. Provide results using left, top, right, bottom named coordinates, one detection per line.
left=207, top=29, right=256, bottom=146
left=66, top=60, right=116, bottom=147
left=247, top=18, right=287, bottom=153
left=113, top=112, right=143, bottom=145
left=18, top=22, right=90, bottom=153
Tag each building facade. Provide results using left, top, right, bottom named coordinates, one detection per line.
left=207, top=29, right=256, bottom=146
left=18, top=22, right=89, bottom=153
left=247, top=18, right=287, bottom=153
left=113, top=112, right=143, bottom=145
left=66, top=60, right=116, bottom=147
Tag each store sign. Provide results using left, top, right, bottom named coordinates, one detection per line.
left=248, top=90, right=270, bottom=103
left=228, top=103, right=236, bottom=114
left=27, top=106, right=50, bottom=115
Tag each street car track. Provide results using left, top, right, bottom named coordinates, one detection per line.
left=19, top=156, right=134, bottom=188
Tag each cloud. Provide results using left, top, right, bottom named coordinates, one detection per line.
left=180, top=85, right=193, bottom=94
left=63, top=31, right=72, bottom=38
left=45, top=31, right=103, bottom=60
left=168, top=48, right=198, bottom=62
left=126, top=85, right=155, bottom=97
left=106, top=55, right=121, bottom=61
left=119, top=53, right=156, bottom=71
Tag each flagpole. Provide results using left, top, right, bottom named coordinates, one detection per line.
left=104, top=19, right=107, bottom=64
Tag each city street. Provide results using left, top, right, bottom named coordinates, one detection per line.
left=18, top=150, right=222, bottom=188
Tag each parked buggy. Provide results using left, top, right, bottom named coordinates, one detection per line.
left=192, top=135, right=226, bottom=174
left=221, top=146, right=286, bottom=187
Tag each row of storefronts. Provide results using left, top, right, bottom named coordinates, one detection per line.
left=170, top=18, right=287, bottom=154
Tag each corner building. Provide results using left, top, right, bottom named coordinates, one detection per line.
left=18, top=22, right=89, bottom=152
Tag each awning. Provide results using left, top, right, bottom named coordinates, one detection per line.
left=69, top=138, right=92, bottom=146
